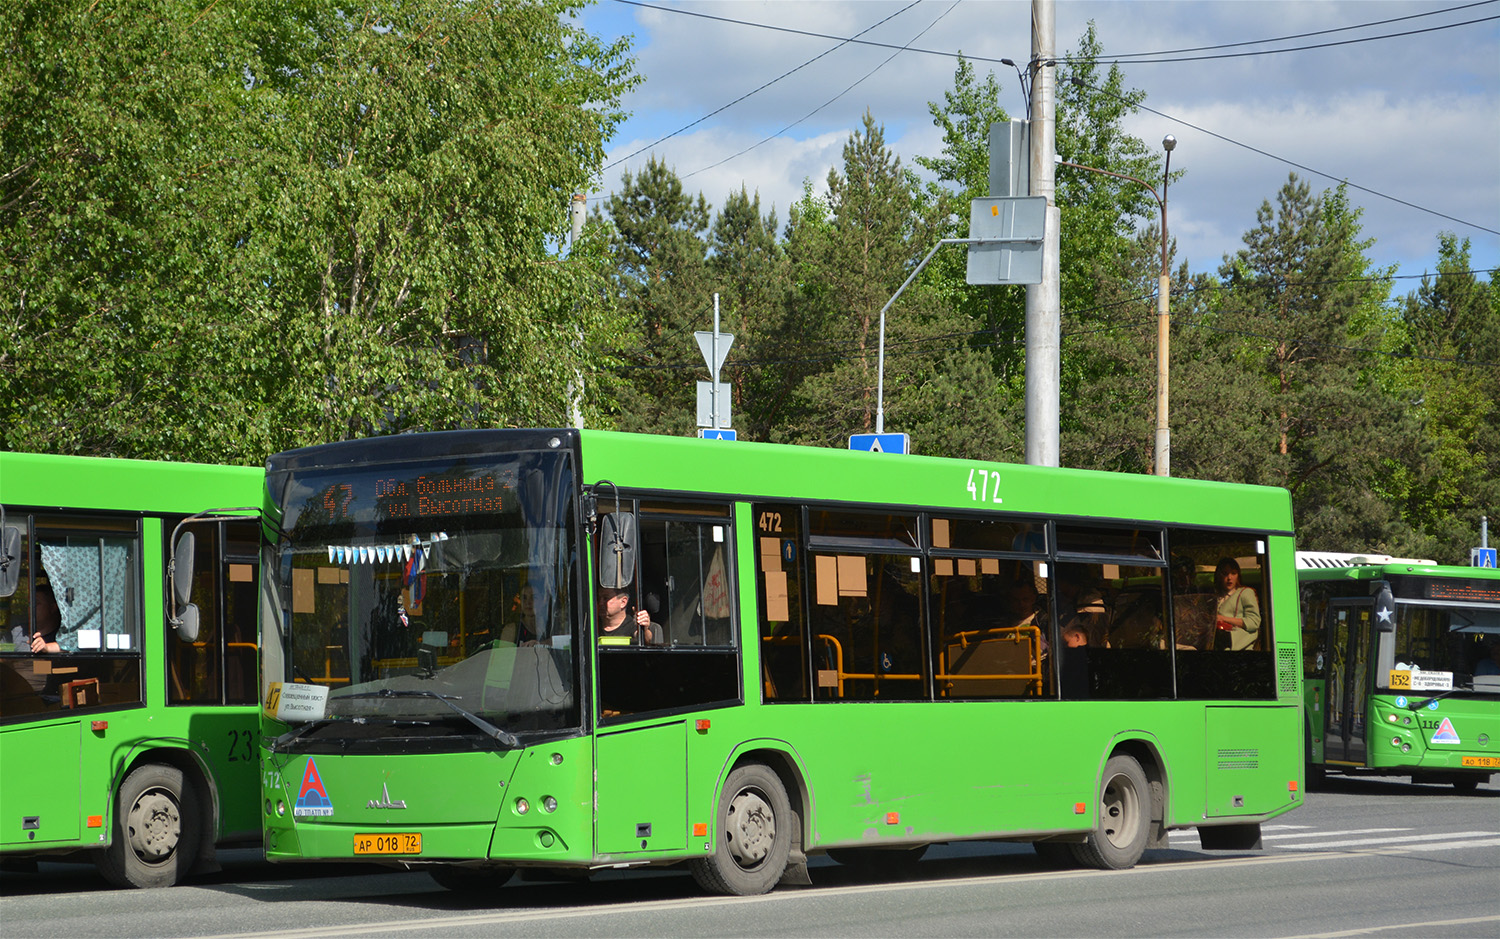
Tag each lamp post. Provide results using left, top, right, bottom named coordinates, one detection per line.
left=1057, top=133, right=1176, bottom=476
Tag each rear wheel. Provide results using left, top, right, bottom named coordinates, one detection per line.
left=1072, top=754, right=1151, bottom=870
left=689, top=764, right=791, bottom=896
left=97, top=764, right=200, bottom=888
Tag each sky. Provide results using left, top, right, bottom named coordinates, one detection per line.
left=572, top=0, right=1500, bottom=288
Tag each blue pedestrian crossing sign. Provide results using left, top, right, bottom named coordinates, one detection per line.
left=849, top=433, right=909, bottom=454
left=1473, top=547, right=1497, bottom=568
left=699, top=428, right=737, bottom=441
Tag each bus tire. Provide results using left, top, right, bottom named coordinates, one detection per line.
left=97, top=764, right=200, bottom=888
left=1073, top=754, right=1150, bottom=870
left=689, top=763, right=791, bottom=896
left=429, top=864, right=515, bottom=892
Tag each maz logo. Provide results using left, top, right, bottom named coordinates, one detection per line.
left=367, top=783, right=407, bottom=810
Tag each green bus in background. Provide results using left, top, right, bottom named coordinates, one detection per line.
left=1298, top=552, right=1500, bottom=792
left=1, top=453, right=263, bottom=887
left=259, top=429, right=1304, bottom=896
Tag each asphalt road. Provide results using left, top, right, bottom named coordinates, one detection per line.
left=2, top=775, right=1496, bottom=939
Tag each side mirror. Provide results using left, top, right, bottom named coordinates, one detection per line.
left=0, top=525, right=20, bottom=599
left=598, top=512, right=637, bottom=589
left=171, top=531, right=196, bottom=609
left=1373, top=582, right=1395, bottom=633
left=175, top=603, right=201, bottom=642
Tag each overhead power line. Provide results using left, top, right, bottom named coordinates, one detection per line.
left=613, top=0, right=1497, bottom=68
left=1071, top=77, right=1500, bottom=239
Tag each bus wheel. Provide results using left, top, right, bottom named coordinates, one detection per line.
left=429, top=864, right=515, bottom=892
left=689, top=764, right=791, bottom=896
left=97, top=764, right=200, bottom=888
left=827, top=844, right=928, bottom=879
left=1451, top=777, right=1480, bottom=794
left=1074, top=754, right=1150, bottom=870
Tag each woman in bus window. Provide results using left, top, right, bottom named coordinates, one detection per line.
left=1214, top=558, right=1261, bottom=651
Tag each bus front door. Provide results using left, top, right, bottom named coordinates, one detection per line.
left=1327, top=601, right=1372, bottom=766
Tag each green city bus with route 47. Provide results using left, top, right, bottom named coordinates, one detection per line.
left=258, top=429, right=1305, bottom=895
left=1, top=452, right=263, bottom=887
left=1297, top=551, right=1500, bottom=791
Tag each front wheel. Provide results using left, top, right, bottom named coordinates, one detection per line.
left=97, top=764, right=201, bottom=888
left=689, top=764, right=792, bottom=896
left=1072, top=754, right=1151, bottom=870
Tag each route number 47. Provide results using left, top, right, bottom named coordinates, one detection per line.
left=966, top=468, right=1003, bottom=504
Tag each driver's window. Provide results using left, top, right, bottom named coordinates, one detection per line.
left=596, top=501, right=740, bottom=721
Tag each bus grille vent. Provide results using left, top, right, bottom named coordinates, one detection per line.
left=1217, top=748, right=1259, bottom=771
left=1277, top=647, right=1299, bottom=695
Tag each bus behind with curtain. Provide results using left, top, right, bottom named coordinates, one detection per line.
left=1, top=453, right=264, bottom=887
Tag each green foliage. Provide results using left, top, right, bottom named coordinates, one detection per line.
left=1385, top=235, right=1500, bottom=560
left=777, top=113, right=1007, bottom=458
left=1, top=0, right=637, bottom=462
left=1207, top=176, right=1420, bottom=550
left=596, top=156, right=714, bottom=435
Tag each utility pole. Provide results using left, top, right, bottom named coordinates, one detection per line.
left=1024, top=0, right=1060, bottom=468
left=567, top=193, right=587, bottom=429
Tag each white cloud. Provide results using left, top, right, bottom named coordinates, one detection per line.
left=583, top=0, right=1500, bottom=279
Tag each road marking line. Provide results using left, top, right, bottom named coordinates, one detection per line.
left=1274, top=913, right=1500, bottom=938
left=1279, top=830, right=1497, bottom=849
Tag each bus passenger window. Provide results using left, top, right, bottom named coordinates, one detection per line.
left=756, top=504, right=807, bottom=702
left=0, top=517, right=143, bottom=718
left=1051, top=548, right=1172, bottom=700
left=1169, top=531, right=1276, bottom=699
left=930, top=557, right=1047, bottom=699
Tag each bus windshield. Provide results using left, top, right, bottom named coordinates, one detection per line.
left=265, top=448, right=580, bottom=745
left=1385, top=575, right=1500, bottom=693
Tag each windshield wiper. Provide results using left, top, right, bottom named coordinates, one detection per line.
left=1407, top=688, right=1465, bottom=710
left=339, top=689, right=520, bottom=749
left=265, top=719, right=331, bottom=753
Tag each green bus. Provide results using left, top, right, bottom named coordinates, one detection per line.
left=259, top=429, right=1304, bottom=895
left=1, top=452, right=264, bottom=887
left=1298, top=551, right=1500, bottom=792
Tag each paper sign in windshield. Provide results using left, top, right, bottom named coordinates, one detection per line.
left=1388, top=669, right=1453, bottom=692
left=269, top=681, right=330, bottom=722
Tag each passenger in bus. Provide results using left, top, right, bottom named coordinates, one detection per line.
left=26, top=581, right=63, bottom=655
left=1056, top=566, right=1108, bottom=646
left=1214, top=558, right=1261, bottom=651
left=598, top=586, right=655, bottom=645
left=1061, top=625, right=1089, bottom=648
left=499, top=583, right=541, bottom=646
left=1003, top=578, right=1041, bottom=629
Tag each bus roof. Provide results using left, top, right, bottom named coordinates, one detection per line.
left=0, top=451, right=263, bottom=515
left=263, top=428, right=1294, bottom=533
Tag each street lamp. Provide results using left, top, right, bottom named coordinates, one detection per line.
left=1057, top=133, right=1176, bottom=476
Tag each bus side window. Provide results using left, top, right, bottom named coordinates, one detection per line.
left=756, top=504, right=807, bottom=702
left=597, top=504, right=741, bottom=722
left=1, top=516, right=143, bottom=717
left=1169, top=531, right=1277, bottom=700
